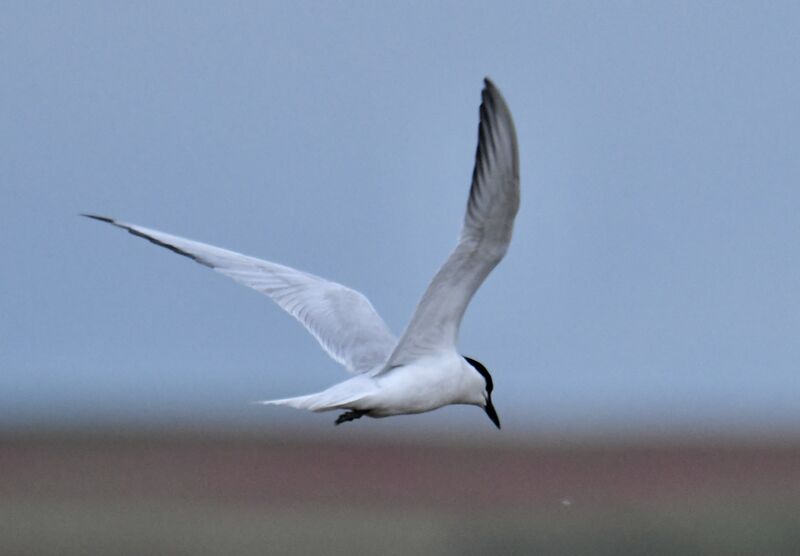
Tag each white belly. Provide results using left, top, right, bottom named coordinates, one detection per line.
left=361, top=352, right=479, bottom=416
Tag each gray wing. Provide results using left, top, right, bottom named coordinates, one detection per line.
left=387, top=78, right=519, bottom=366
left=83, top=215, right=397, bottom=373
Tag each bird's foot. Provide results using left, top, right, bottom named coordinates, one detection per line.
left=335, top=409, right=368, bottom=425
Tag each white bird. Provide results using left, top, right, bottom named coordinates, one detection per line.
left=84, top=78, right=519, bottom=429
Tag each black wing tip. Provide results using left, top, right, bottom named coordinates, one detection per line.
left=475, top=76, right=519, bottom=172
left=81, top=213, right=116, bottom=224
left=81, top=213, right=211, bottom=267
left=482, top=77, right=503, bottom=101
left=480, top=77, right=511, bottom=114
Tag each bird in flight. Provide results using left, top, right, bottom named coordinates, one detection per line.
left=84, top=78, right=519, bottom=429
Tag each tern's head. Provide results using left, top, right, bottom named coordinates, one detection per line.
left=463, top=356, right=500, bottom=430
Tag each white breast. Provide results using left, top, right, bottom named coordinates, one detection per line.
left=364, top=352, right=483, bottom=416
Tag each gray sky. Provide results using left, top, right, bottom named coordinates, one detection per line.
left=3, top=2, right=799, bottom=436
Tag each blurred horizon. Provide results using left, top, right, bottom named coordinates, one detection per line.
left=4, top=414, right=800, bottom=446
left=3, top=428, right=799, bottom=555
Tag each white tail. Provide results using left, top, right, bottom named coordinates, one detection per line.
left=256, top=390, right=369, bottom=413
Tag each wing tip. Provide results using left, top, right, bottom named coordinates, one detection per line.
left=81, top=213, right=212, bottom=267
left=81, top=213, right=116, bottom=224
left=480, top=77, right=511, bottom=113
left=81, top=213, right=130, bottom=232
left=477, top=77, right=518, bottom=166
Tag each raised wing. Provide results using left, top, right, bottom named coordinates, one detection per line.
left=387, top=78, right=519, bottom=366
left=83, top=215, right=397, bottom=373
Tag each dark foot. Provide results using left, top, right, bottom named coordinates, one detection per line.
left=335, top=409, right=368, bottom=425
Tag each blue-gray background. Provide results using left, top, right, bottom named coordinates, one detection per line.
left=3, top=2, right=798, bottom=437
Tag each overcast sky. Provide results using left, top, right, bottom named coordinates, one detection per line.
left=3, top=2, right=799, bottom=437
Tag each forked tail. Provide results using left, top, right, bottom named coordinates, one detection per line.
left=256, top=391, right=368, bottom=413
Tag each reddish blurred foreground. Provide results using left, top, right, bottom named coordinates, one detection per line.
left=2, top=430, right=799, bottom=555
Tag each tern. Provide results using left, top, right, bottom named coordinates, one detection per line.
left=84, top=78, right=519, bottom=429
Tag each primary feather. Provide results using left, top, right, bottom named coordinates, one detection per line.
left=386, top=78, right=519, bottom=366
left=81, top=215, right=397, bottom=373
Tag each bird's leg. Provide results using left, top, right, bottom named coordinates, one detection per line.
left=335, top=409, right=368, bottom=425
